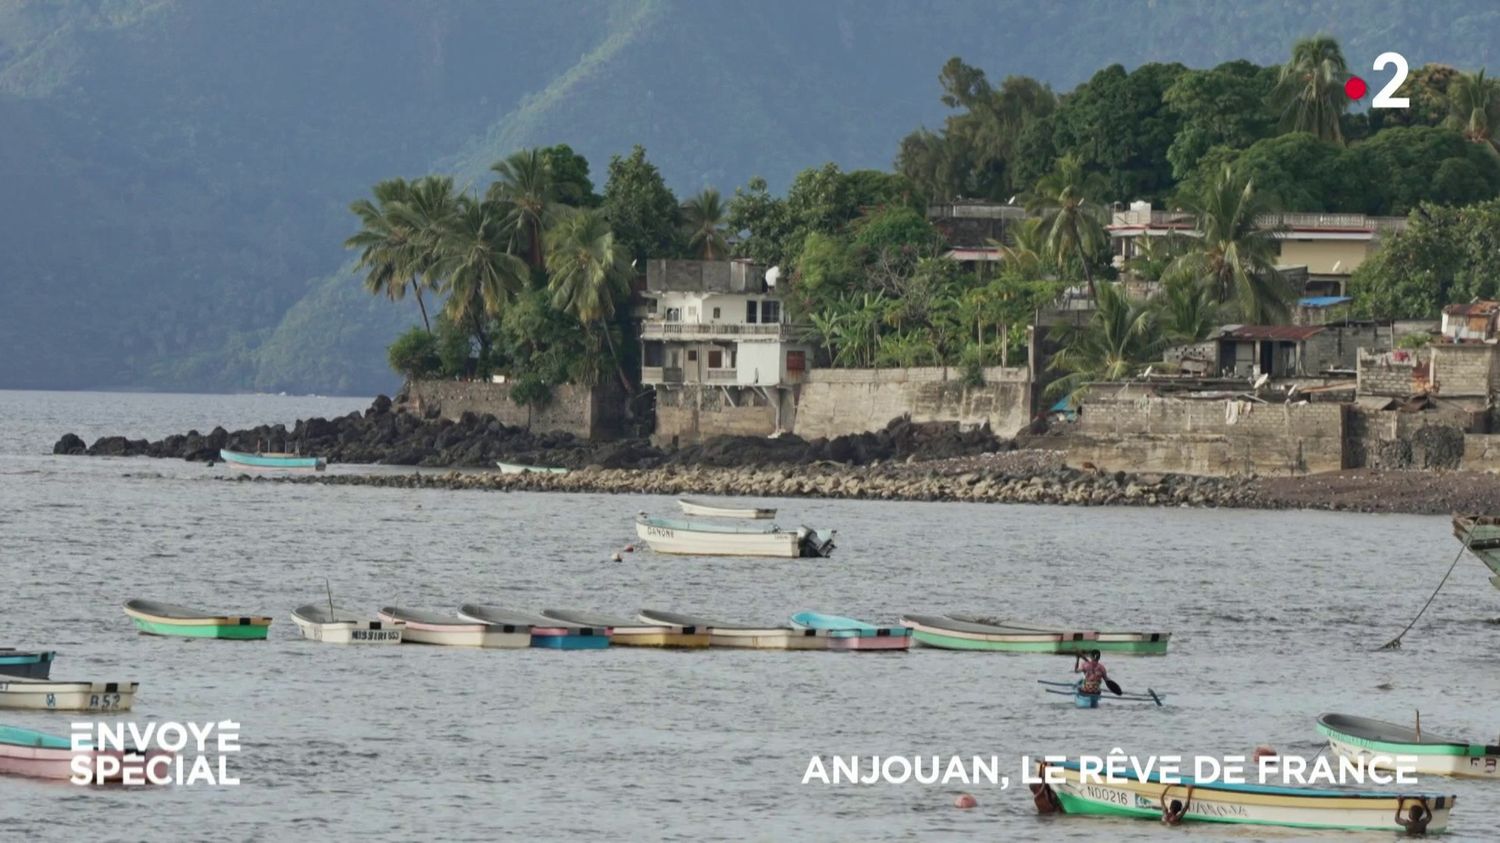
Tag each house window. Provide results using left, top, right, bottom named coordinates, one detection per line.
left=786, top=350, right=806, bottom=372
left=646, top=298, right=658, bottom=314
left=761, top=300, right=781, bottom=324
left=687, top=350, right=698, bottom=362
left=708, top=350, right=723, bottom=368
left=665, top=307, right=681, bottom=322
left=712, top=307, right=721, bottom=319
left=745, top=300, right=758, bottom=323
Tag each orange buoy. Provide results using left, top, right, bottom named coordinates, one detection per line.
left=953, top=793, right=978, bottom=809
left=624, top=544, right=636, bottom=552
left=1252, top=745, right=1277, bottom=762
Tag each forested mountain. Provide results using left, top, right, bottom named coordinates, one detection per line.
left=2, top=0, right=1496, bottom=393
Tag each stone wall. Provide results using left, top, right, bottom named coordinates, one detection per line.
left=1431, top=343, right=1500, bottom=397
left=1462, top=434, right=1500, bottom=472
left=652, top=386, right=779, bottom=447
left=405, top=379, right=622, bottom=440
left=794, top=366, right=1032, bottom=440
left=1060, top=392, right=1346, bottom=476
left=1357, top=350, right=1427, bottom=396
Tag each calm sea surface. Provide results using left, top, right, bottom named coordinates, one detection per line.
left=1, top=389, right=1497, bottom=841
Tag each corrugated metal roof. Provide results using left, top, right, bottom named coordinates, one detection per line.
left=1220, top=325, right=1326, bottom=341
left=1298, top=296, right=1352, bottom=308
left=1442, top=301, right=1500, bottom=316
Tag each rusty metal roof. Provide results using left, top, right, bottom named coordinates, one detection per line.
left=1219, top=325, right=1325, bottom=342
left=1441, top=301, right=1500, bottom=316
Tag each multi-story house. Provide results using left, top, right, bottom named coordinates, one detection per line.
left=639, top=259, right=815, bottom=445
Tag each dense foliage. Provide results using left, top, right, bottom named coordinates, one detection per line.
left=1349, top=200, right=1500, bottom=319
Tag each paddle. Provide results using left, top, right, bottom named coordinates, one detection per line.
left=1105, top=678, right=1123, bottom=696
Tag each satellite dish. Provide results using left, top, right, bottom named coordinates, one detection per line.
left=1253, top=373, right=1270, bottom=389
left=765, top=265, right=781, bottom=287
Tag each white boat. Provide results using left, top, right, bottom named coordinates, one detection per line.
left=1319, top=713, right=1500, bottom=779
left=377, top=607, right=529, bottom=648
left=495, top=461, right=568, bottom=475
left=677, top=498, right=776, bottom=519
left=635, top=515, right=835, bottom=558
left=292, top=604, right=404, bottom=645
left=0, top=678, right=137, bottom=711
left=637, top=609, right=827, bottom=650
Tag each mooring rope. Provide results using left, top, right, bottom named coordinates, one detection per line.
left=1380, top=527, right=1474, bottom=650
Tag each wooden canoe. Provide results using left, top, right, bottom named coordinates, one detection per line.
left=291, top=605, right=403, bottom=645
left=540, top=609, right=709, bottom=648
left=219, top=448, right=325, bottom=472
left=458, top=605, right=609, bottom=650
left=678, top=498, right=776, bottom=519
left=788, top=611, right=910, bottom=651
left=638, top=609, right=827, bottom=650
left=377, top=607, right=529, bottom=648
left=124, top=599, right=272, bottom=639
left=0, top=649, right=55, bottom=680
left=0, top=678, right=137, bottom=712
left=1319, top=713, right=1500, bottom=779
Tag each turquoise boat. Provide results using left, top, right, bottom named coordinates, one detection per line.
left=123, top=599, right=273, bottom=639
left=788, top=611, right=910, bottom=651
left=457, top=605, right=609, bottom=650
left=0, top=649, right=54, bottom=679
left=1037, top=679, right=1164, bottom=707
left=219, top=448, right=326, bottom=472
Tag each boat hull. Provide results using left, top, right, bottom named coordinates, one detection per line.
left=530, top=630, right=610, bottom=650
left=1318, top=714, right=1500, bottom=780
left=1040, top=761, right=1454, bottom=832
left=677, top=498, right=775, bottom=519
left=124, top=601, right=273, bottom=640
left=128, top=616, right=270, bottom=639
left=903, top=615, right=1169, bottom=654
left=495, top=462, right=568, bottom=475
left=0, top=650, right=55, bottom=680
left=636, top=520, right=802, bottom=557
left=789, top=612, right=911, bottom=651
left=219, top=448, right=325, bottom=472
left=708, top=630, right=828, bottom=650
left=1453, top=515, right=1500, bottom=589
left=611, top=631, right=710, bottom=648
left=0, top=679, right=137, bottom=712
left=827, top=635, right=911, bottom=651
left=378, top=612, right=530, bottom=648
left=291, top=615, right=403, bottom=645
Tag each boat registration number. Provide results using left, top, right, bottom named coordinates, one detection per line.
left=645, top=526, right=675, bottom=538
left=87, top=693, right=124, bottom=711
left=352, top=629, right=400, bottom=642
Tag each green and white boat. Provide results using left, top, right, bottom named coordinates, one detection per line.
left=495, top=461, right=568, bottom=475
left=124, top=599, right=273, bottom=640
left=1452, top=515, right=1500, bottom=590
left=1319, top=713, right=1500, bottom=780
left=900, top=613, right=1169, bottom=655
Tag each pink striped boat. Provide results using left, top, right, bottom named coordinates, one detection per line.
left=0, top=724, right=166, bottom=782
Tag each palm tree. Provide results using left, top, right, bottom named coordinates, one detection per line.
left=1155, top=272, right=1221, bottom=346
left=1273, top=36, right=1350, bottom=144
left=991, top=217, right=1049, bottom=278
left=347, top=178, right=436, bottom=331
left=1446, top=68, right=1500, bottom=149
left=1047, top=282, right=1162, bottom=400
left=1168, top=166, right=1291, bottom=323
left=487, top=148, right=558, bottom=270
left=680, top=188, right=729, bottom=260
left=1025, top=154, right=1108, bottom=299
left=545, top=209, right=632, bottom=392
left=435, top=195, right=529, bottom=353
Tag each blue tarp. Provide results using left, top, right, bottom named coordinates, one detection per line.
left=1298, top=296, right=1352, bottom=308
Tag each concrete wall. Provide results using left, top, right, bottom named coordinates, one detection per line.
left=1303, top=323, right=1391, bottom=371
left=1462, top=434, right=1500, bottom=472
left=1279, top=240, right=1370, bottom=275
left=794, top=366, right=1032, bottom=440
left=1357, top=349, right=1428, bottom=396
left=1431, top=343, right=1500, bottom=397
left=406, top=379, right=621, bottom=439
left=1062, top=394, right=1346, bottom=476
left=653, top=386, right=780, bottom=446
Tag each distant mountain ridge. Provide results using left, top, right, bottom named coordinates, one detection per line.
left=2, top=0, right=1496, bottom=394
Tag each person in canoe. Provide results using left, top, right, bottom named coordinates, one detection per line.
left=1075, top=649, right=1109, bottom=696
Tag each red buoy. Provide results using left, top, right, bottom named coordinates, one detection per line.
left=953, top=793, right=978, bottom=809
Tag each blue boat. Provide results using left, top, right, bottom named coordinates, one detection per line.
left=789, top=612, right=911, bottom=651
left=219, top=448, right=326, bottom=472
left=1038, top=679, right=1164, bottom=707
left=0, top=649, right=55, bottom=680
left=457, top=605, right=610, bottom=650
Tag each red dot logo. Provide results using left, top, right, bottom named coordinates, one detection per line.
left=1345, top=76, right=1368, bottom=100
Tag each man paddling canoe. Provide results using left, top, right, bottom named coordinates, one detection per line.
left=1074, top=649, right=1120, bottom=696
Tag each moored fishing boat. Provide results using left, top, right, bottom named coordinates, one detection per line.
left=899, top=613, right=1169, bottom=654
left=0, top=724, right=162, bottom=782
left=1037, top=679, right=1164, bottom=707
left=1452, top=515, right=1500, bottom=590
left=458, top=605, right=609, bottom=650
left=495, top=461, right=569, bottom=475
left=947, top=614, right=1170, bottom=655
left=0, top=678, right=137, bottom=711
left=1031, top=758, right=1455, bottom=833
left=788, top=611, right=910, bottom=651
left=639, top=609, right=826, bottom=650
left=678, top=498, right=776, bottom=519
left=541, top=609, right=709, bottom=648
left=291, top=604, right=403, bottom=645
left=219, top=448, right=325, bottom=472
left=0, top=649, right=55, bottom=680
left=376, top=607, right=530, bottom=648
left=1318, top=713, right=1500, bottom=779
left=124, top=599, right=273, bottom=640
left=635, top=515, right=835, bottom=558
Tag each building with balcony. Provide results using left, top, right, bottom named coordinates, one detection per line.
left=639, top=259, right=815, bottom=445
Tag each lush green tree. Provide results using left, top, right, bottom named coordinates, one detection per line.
left=1176, top=133, right=1367, bottom=212
left=347, top=178, right=438, bottom=331
left=432, top=313, right=475, bottom=377
left=726, top=176, right=791, bottom=266
left=600, top=145, right=680, bottom=265
left=992, top=217, right=1048, bottom=277
left=386, top=326, right=439, bottom=379
left=1380, top=63, right=1461, bottom=130
left=539, top=143, right=599, bottom=207
left=545, top=208, right=631, bottom=391
left=680, top=188, right=729, bottom=260
left=1446, top=68, right=1500, bottom=149
left=1273, top=36, right=1351, bottom=144
left=1163, top=60, right=1278, bottom=180
left=1025, top=154, right=1109, bottom=297
left=850, top=205, right=941, bottom=267
left=1168, top=166, right=1291, bottom=322
left=487, top=148, right=561, bottom=270
left=496, top=288, right=597, bottom=386
left=436, top=195, right=528, bottom=352
left=1350, top=199, right=1500, bottom=318
left=1154, top=273, right=1221, bottom=346
left=791, top=231, right=858, bottom=316
left=1351, top=126, right=1500, bottom=213
left=1123, top=232, right=1192, bottom=283
left=1049, top=62, right=1188, bottom=201
left=1047, top=282, right=1161, bottom=399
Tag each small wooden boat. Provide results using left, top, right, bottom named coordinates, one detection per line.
left=376, top=607, right=529, bottom=648
left=635, top=515, right=835, bottom=558
left=495, top=461, right=568, bottom=475
left=678, top=498, right=776, bottom=519
left=0, top=724, right=164, bottom=782
left=458, top=605, right=609, bottom=650
left=1318, top=713, right=1500, bottom=779
left=788, top=611, right=910, bottom=651
left=219, top=448, right=325, bottom=472
left=291, top=604, right=403, bottom=645
left=1452, top=515, right=1500, bottom=590
left=1032, top=758, right=1455, bottom=833
left=899, top=614, right=1170, bottom=655
left=0, top=678, right=137, bottom=711
left=0, top=649, right=55, bottom=680
left=124, top=599, right=272, bottom=640
left=541, top=609, right=709, bottom=648
left=1037, top=679, right=1164, bottom=707
left=638, top=609, right=826, bottom=650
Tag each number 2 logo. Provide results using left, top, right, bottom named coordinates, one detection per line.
left=1371, top=52, right=1410, bottom=109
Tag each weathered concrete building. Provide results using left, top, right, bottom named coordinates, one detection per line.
left=1216, top=323, right=1392, bottom=378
